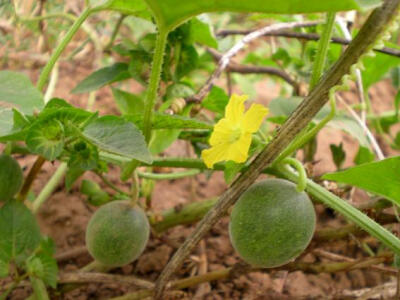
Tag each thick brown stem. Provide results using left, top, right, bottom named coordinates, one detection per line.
left=154, top=1, right=400, bottom=298
left=18, top=156, right=46, bottom=201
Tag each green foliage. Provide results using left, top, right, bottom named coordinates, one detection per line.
left=144, top=0, right=379, bottom=30
left=354, top=145, right=375, bottom=165
left=72, top=63, right=131, bottom=94
left=330, top=143, right=346, bottom=169
left=82, top=115, right=153, bottom=163
left=112, top=88, right=145, bottom=115
left=81, top=179, right=111, bottom=206
left=0, top=71, right=44, bottom=114
left=202, top=86, right=229, bottom=114
left=323, top=157, right=400, bottom=206
left=0, top=200, right=41, bottom=264
left=0, top=154, right=23, bottom=201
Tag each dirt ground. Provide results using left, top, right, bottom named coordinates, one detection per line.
left=1, top=36, right=400, bottom=299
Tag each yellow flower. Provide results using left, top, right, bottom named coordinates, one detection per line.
left=202, top=94, right=268, bottom=168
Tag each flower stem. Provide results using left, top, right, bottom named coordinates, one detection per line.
left=36, top=7, right=92, bottom=91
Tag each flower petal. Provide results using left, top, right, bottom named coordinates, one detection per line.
left=201, top=143, right=230, bottom=168
left=225, top=94, right=248, bottom=124
left=226, top=132, right=252, bottom=163
left=242, top=103, right=268, bottom=133
left=209, top=119, right=234, bottom=146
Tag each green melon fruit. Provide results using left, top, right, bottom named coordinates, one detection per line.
left=0, top=154, right=23, bottom=201
left=229, top=179, right=316, bottom=268
left=85, top=200, right=150, bottom=267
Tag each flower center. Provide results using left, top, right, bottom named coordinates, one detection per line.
left=229, top=127, right=242, bottom=143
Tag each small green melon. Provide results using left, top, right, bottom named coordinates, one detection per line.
left=229, top=179, right=316, bottom=268
left=0, top=154, right=23, bottom=201
left=85, top=200, right=150, bottom=267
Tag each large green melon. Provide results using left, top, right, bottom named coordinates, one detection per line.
left=229, top=179, right=316, bottom=268
left=0, top=154, right=23, bottom=201
left=85, top=201, right=150, bottom=267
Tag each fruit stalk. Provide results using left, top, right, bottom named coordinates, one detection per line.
left=154, top=1, right=400, bottom=297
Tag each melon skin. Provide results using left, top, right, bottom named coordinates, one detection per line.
left=86, top=200, right=150, bottom=267
left=229, top=179, right=316, bottom=268
left=0, top=154, right=23, bottom=202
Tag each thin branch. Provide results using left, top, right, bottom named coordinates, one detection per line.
left=337, top=95, right=385, bottom=160
left=216, top=29, right=400, bottom=58
left=154, top=1, right=400, bottom=297
left=186, top=21, right=320, bottom=103
left=205, top=48, right=300, bottom=93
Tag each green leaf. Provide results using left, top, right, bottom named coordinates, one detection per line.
left=354, top=145, right=375, bottom=165
left=126, top=113, right=212, bottom=130
left=323, top=157, right=400, bottom=206
left=176, top=45, right=198, bottom=79
left=72, top=63, right=130, bottom=94
left=362, top=43, right=400, bottom=89
left=111, top=88, right=145, bottom=115
left=144, top=0, right=380, bottom=31
left=202, top=86, right=229, bottom=114
left=83, top=115, right=152, bottom=163
left=269, top=97, right=369, bottom=146
left=0, top=109, right=14, bottom=138
left=103, top=0, right=149, bottom=15
left=26, top=252, right=58, bottom=288
left=65, top=167, right=85, bottom=191
left=81, top=180, right=110, bottom=206
left=0, top=200, right=41, bottom=263
left=0, top=71, right=44, bottom=114
left=68, top=141, right=100, bottom=171
left=190, top=16, right=218, bottom=48
left=224, top=161, right=243, bottom=184
left=165, top=83, right=195, bottom=99
left=330, top=143, right=346, bottom=169
left=149, top=129, right=181, bottom=154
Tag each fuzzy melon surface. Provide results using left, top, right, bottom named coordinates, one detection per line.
left=0, top=154, right=23, bottom=201
left=229, top=179, right=316, bottom=268
left=86, top=200, right=150, bottom=267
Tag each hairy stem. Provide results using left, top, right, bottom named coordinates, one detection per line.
left=137, top=169, right=200, bottom=180
left=36, top=7, right=92, bottom=91
left=154, top=1, right=400, bottom=297
left=18, top=156, right=46, bottom=202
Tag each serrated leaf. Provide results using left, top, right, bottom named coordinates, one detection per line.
left=202, top=86, right=229, bottom=114
left=72, top=63, right=130, bottom=94
left=111, top=88, right=144, bottom=115
left=323, top=157, right=400, bottom=206
left=26, top=119, right=65, bottom=161
left=125, top=113, right=212, bottom=130
left=0, top=200, right=41, bottom=263
left=83, top=115, right=152, bottom=163
left=34, top=253, right=58, bottom=288
left=0, top=71, right=44, bottom=114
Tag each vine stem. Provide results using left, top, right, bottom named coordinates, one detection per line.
left=137, top=169, right=200, bottom=180
left=310, top=12, right=336, bottom=89
left=143, top=30, right=169, bottom=142
left=36, top=7, right=92, bottom=91
left=281, top=158, right=307, bottom=192
left=122, top=30, right=169, bottom=181
left=154, top=1, right=400, bottom=297
left=31, top=163, right=68, bottom=213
